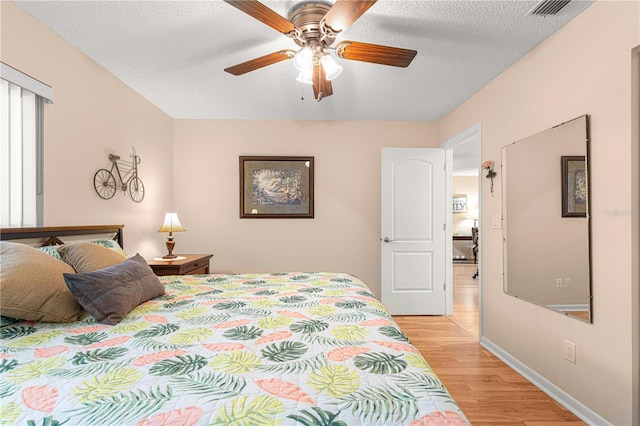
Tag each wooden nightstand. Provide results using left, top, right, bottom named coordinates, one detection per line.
left=148, top=254, right=213, bottom=276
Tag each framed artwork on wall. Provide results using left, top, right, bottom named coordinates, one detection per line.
left=561, top=155, right=587, bottom=218
left=240, top=156, right=314, bottom=218
left=452, top=195, right=467, bottom=213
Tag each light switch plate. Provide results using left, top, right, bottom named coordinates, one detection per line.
left=492, top=214, right=502, bottom=229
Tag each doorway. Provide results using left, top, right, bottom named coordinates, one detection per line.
left=442, top=125, right=481, bottom=338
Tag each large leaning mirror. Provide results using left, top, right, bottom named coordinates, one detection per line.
left=501, top=115, right=591, bottom=322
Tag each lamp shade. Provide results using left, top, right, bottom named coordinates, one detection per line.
left=293, top=46, right=313, bottom=71
left=296, top=64, right=314, bottom=85
left=158, top=213, right=185, bottom=233
left=321, top=54, right=343, bottom=81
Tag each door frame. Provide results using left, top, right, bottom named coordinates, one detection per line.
left=441, top=123, right=483, bottom=337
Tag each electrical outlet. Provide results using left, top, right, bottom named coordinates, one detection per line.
left=564, top=340, right=576, bottom=363
left=564, top=277, right=572, bottom=288
left=555, top=278, right=563, bottom=288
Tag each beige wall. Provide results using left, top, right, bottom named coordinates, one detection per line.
left=1, top=2, right=174, bottom=258
left=172, top=120, right=439, bottom=297
left=440, top=1, right=640, bottom=424
left=452, top=176, right=479, bottom=235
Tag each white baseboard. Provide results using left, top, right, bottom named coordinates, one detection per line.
left=480, top=337, right=611, bottom=426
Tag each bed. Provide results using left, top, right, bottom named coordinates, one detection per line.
left=0, top=225, right=468, bottom=425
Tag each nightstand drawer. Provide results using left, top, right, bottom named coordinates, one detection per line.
left=187, top=265, right=208, bottom=274
left=182, top=260, right=208, bottom=275
left=148, top=254, right=213, bottom=276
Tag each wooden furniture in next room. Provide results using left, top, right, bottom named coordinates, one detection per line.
left=453, top=235, right=473, bottom=263
left=147, top=253, right=213, bottom=276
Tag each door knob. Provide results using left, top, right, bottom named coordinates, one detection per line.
left=383, top=237, right=392, bottom=243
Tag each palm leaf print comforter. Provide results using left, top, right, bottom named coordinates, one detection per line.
left=1, top=272, right=468, bottom=425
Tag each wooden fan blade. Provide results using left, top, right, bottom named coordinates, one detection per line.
left=224, top=50, right=294, bottom=76
left=312, top=63, right=333, bottom=101
left=224, top=0, right=296, bottom=35
left=335, top=41, right=417, bottom=68
left=322, top=0, right=377, bottom=34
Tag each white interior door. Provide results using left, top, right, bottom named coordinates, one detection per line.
left=381, top=148, right=446, bottom=315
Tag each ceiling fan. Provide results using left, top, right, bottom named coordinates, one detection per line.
left=223, top=0, right=417, bottom=101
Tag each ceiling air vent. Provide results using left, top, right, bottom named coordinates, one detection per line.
left=527, top=0, right=571, bottom=16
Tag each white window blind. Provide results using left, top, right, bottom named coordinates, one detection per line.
left=1, top=63, right=52, bottom=227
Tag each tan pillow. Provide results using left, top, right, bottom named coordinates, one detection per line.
left=0, top=241, right=83, bottom=322
left=57, top=242, right=126, bottom=272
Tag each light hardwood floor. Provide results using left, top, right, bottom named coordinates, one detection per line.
left=393, top=264, right=585, bottom=425
left=450, top=263, right=480, bottom=337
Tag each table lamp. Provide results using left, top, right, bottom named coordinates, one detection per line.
left=468, top=208, right=479, bottom=228
left=158, top=212, right=185, bottom=259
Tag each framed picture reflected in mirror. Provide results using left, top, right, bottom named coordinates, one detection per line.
left=561, top=156, right=587, bottom=218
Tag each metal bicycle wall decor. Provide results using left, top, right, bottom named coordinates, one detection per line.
left=93, top=149, right=145, bottom=203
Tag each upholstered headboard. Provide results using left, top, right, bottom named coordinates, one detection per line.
left=0, top=225, right=124, bottom=248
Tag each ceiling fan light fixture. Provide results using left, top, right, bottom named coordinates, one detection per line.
left=293, top=46, right=313, bottom=71
left=321, top=54, right=343, bottom=81
left=223, top=0, right=418, bottom=101
left=296, top=65, right=314, bottom=85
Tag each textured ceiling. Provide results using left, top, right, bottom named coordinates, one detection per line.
left=15, top=0, right=593, bottom=121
